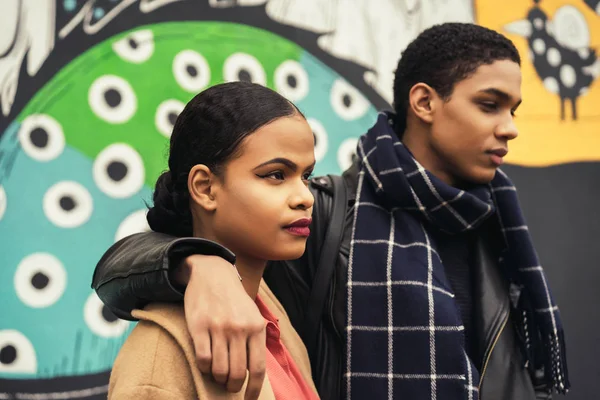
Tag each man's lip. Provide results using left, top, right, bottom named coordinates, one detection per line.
left=284, top=217, right=312, bottom=228
left=488, top=148, right=508, bottom=157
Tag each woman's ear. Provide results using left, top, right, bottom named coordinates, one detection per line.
left=408, top=83, right=438, bottom=124
left=188, top=164, right=219, bottom=212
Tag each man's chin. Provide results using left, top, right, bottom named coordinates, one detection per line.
left=458, top=168, right=496, bottom=186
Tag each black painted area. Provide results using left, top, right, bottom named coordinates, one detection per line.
left=31, top=272, right=50, bottom=290
left=101, top=305, right=118, bottom=323
left=0, top=345, right=17, bottom=364
left=343, top=94, right=352, bottom=108
left=107, top=161, right=127, bottom=182
left=103, top=88, right=121, bottom=108
left=287, top=74, right=297, bottom=88
left=186, top=64, right=198, bottom=78
left=503, top=161, right=600, bottom=399
left=30, top=128, right=49, bottom=148
left=59, top=196, right=76, bottom=211
left=237, top=69, right=252, bottom=82
left=168, top=112, right=178, bottom=126
left=0, top=370, right=110, bottom=397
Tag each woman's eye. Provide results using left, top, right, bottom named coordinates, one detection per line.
left=265, top=171, right=285, bottom=180
left=303, top=172, right=314, bottom=181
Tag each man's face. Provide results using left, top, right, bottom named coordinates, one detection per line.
left=428, top=60, right=522, bottom=186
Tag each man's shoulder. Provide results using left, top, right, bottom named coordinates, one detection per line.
left=309, top=175, right=338, bottom=196
left=309, top=163, right=359, bottom=199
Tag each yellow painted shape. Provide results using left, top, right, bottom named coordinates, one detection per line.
left=476, top=0, right=600, bottom=166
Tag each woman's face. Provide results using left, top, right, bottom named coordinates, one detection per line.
left=206, top=114, right=315, bottom=262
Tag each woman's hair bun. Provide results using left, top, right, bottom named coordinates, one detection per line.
left=146, top=171, right=192, bottom=237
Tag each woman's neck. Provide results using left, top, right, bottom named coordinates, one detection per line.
left=193, top=224, right=266, bottom=299
left=234, top=255, right=267, bottom=300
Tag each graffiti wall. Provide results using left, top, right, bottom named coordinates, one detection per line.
left=0, top=0, right=598, bottom=398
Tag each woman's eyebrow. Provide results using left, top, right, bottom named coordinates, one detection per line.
left=253, top=157, right=297, bottom=171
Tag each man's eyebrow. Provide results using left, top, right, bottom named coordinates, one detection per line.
left=253, top=158, right=298, bottom=171
left=479, top=88, right=522, bottom=107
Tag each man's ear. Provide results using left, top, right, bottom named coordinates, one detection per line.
left=408, top=83, right=438, bottom=124
left=188, top=164, right=219, bottom=212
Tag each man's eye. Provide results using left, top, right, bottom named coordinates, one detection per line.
left=481, top=102, right=498, bottom=112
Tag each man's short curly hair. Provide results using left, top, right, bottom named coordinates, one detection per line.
left=393, top=23, right=521, bottom=135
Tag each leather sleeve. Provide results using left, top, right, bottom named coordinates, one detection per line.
left=91, top=178, right=331, bottom=322
left=91, top=232, right=235, bottom=320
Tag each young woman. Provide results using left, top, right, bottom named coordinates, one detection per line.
left=108, top=82, right=319, bottom=400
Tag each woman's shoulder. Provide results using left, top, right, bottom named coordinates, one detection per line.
left=133, top=303, right=187, bottom=328
left=109, top=304, right=199, bottom=399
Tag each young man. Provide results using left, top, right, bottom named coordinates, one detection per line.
left=92, top=23, right=569, bottom=400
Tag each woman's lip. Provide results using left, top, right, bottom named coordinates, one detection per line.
left=285, top=226, right=311, bottom=237
left=284, top=217, right=312, bottom=228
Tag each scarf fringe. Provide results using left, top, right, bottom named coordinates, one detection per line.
left=518, top=297, right=570, bottom=394
left=545, top=330, right=570, bottom=394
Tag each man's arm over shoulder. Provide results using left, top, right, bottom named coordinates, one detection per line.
left=91, top=232, right=235, bottom=320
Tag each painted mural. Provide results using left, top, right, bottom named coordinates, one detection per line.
left=0, top=0, right=598, bottom=399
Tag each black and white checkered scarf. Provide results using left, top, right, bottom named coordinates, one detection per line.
left=345, top=113, right=569, bottom=399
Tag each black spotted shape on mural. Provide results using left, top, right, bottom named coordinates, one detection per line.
left=517, top=3, right=597, bottom=120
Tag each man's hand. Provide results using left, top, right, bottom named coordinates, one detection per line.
left=176, top=255, right=266, bottom=400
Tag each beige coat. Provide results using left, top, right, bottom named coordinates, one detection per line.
left=108, top=281, right=318, bottom=399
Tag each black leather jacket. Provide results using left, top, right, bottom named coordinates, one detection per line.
left=92, top=165, right=552, bottom=400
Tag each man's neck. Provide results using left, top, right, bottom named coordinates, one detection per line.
left=401, top=126, right=457, bottom=187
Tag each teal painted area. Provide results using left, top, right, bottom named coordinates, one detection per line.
left=296, top=51, right=378, bottom=176
left=0, top=124, right=144, bottom=377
